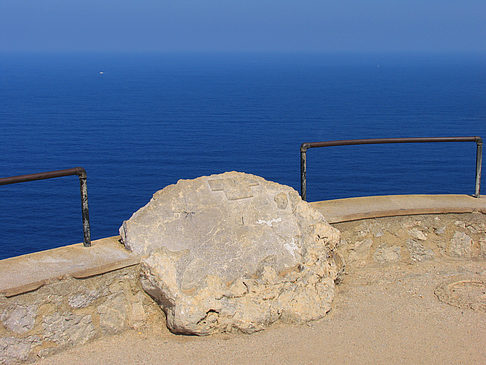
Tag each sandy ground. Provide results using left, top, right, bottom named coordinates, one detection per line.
left=34, top=259, right=486, bottom=365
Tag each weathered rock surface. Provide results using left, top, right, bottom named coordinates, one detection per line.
left=335, top=213, right=486, bottom=270
left=0, top=266, right=163, bottom=364
left=1, top=304, right=37, bottom=334
left=346, top=238, right=372, bottom=267
left=42, top=312, right=95, bottom=346
left=449, top=232, right=473, bottom=258
left=120, top=172, right=341, bottom=335
left=406, top=239, right=434, bottom=262
left=0, top=336, right=39, bottom=363
left=373, top=245, right=401, bottom=264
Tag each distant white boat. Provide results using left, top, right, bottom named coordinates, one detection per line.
left=99, top=71, right=104, bottom=75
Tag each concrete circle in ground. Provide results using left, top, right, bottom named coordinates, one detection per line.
left=435, top=278, right=486, bottom=312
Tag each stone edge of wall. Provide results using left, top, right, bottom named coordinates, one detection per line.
left=311, top=194, right=486, bottom=224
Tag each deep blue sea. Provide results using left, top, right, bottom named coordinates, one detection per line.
left=0, top=52, right=485, bottom=259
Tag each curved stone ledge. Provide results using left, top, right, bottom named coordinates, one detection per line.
left=311, top=194, right=486, bottom=223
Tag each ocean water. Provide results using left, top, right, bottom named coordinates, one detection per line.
left=0, top=52, right=485, bottom=259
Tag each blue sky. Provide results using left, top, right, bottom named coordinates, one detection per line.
left=0, top=0, right=485, bottom=52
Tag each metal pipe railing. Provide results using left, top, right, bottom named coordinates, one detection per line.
left=300, top=136, right=483, bottom=201
left=0, top=167, right=91, bottom=247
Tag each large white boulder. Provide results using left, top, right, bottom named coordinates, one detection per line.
left=120, top=171, right=341, bottom=335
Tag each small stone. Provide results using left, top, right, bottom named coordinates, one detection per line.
left=68, top=290, right=99, bottom=308
left=43, top=312, right=95, bottom=346
left=370, top=224, right=384, bottom=238
left=454, top=221, right=466, bottom=228
left=403, top=220, right=423, bottom=229
left=347, top=238, right=373, bottom=264
left=128, top=301, right=147, bottom=330
left=448, top=232, right=473, bottom=258
left=434, top=226, right=446, bottom=235
left=356, top=222, right=370, bottom=236
left=98, top=294, right=128, bottom=334
left=406, top=239, right=434, bottom=262
left=403, top=221, right=414, bottom=229
left=0, top=336, right=39, bottom=363
left=373, top=245, right=401, bottom=264
left=479, top=238, right=486, bottom=258
left=1, top=304, right=37, bottom=334
left=358, top=230, right=368, bottom=238
left=409, top=228, right=427, bottom=241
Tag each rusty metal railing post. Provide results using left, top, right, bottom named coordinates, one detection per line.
left=300, top=144, right=308, bottom=201
left=77, top=169, right=91, bottom=247
left=475, top=138, right=483, bottom=198
left=0, top=167, right=92, bottom=247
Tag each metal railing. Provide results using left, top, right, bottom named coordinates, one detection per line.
left=0, top=167, right=91, bottom=247
left=300, top=136, right=483, bottom=201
